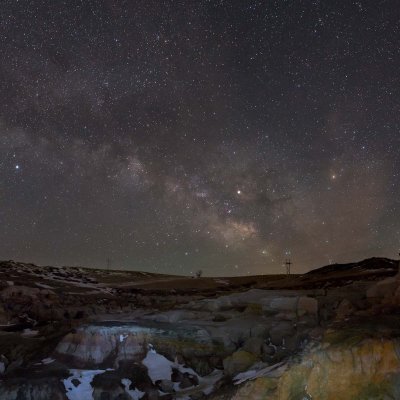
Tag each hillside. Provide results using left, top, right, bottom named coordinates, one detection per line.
left=0, top=257, right=400, bottom=399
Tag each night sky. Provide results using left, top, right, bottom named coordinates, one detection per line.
left=1, top=1, right=399, bottom=275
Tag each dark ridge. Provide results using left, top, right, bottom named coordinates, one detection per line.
left=306, top=257, right=398, bottom=275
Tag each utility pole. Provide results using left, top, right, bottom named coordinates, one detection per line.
left=106, top=257, right=111, bottom=271
left=285, top=259, right=292, bottom=275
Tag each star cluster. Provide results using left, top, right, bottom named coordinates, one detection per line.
left=1, top=0, right=399, bottom=275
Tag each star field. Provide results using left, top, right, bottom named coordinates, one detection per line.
left=1, top=0, right=399, bottom=275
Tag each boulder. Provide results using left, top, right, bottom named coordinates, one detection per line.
left=223, top=350, right=258, bottom=376
left=159, top=379, right=174, bottom=393
left=250, top=324, right=269, bottom=339
left=335, top=299, right=355, bottom=320
left=188, top=357, right=214, bottom=376
left=179, top=372, right=199, bottom=388
left=279, top=337, right=400, bottom=400
left=297, top=296, right=318, bottom=317
left=283, top=334, right=302, bottom=352
left=262, top=296, right=318, bottom=320
left=243, top=337, right=265, bottom=356
left=91, top=370, right=129, bottom=399
left=366, top=276, right=399, bottom=299
left=55, top=330, right=119, bottom=366
left=262, top=344, right=276, bottom=356
left=234, top=334, right=400, bottom=400
left=269, top=323, right=295, bottom=347
left=269, top=297, right=298, bottom=313
left=0, top=378, right=67, bottom=400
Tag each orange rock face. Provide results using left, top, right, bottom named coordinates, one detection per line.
left=234, top=335, right=400, bottom=400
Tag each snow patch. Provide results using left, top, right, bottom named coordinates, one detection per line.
left=119, top=334, right=128, bottom=343
left=233, top=361, right=287, bottom=385
left=35, top=357, right=55, bottom=366
left=63, top=369, right=111, bottom=400
left=35, top=282, right=54, bottom=289
left=142, top=346, right=222, bottom=397
left=214, top=279, right=229, bottom=286
left=21, top=328, right=39, bottom=337
left=121, top=378, right=145, bottom=400
left=142, top=346, right=174, bottom=383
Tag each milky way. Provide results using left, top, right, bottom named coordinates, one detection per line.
left=1, top=1, right=399, bottom=275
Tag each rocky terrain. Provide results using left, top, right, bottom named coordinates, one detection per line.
left=0, top=257, right=400, bottom=399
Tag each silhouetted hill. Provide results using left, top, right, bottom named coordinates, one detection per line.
left=306, top=257, right=398, bottom=275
